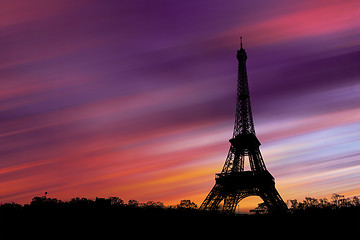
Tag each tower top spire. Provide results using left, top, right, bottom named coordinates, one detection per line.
left=237, top=36, right=247, bottom=61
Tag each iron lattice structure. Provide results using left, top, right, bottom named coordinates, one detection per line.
left=199, top=39, right=287, bottom=213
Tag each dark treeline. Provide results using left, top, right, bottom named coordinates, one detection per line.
left=289, top=193, right=360, bottom=212
left=1, top=193, right=360, bottom=218
left=0, top=196, right=198, bottom=212
left=1, top=194, right=359, bottom=236
left=0, top=196, right=205, bottom=236
left=4, top=192, right=359, bottom=212
left=251, top=193, right=360, bottom=214
left=0, top=196, right=205, bottom=226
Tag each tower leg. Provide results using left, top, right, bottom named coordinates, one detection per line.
left=259, top=186, right=288, bottom=213
left=223, top=194, right=240, bottom=212
left=199, top=184, right=224, bottom=211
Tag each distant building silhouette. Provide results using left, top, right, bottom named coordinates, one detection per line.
left=199, top=38, right=287, bottom=213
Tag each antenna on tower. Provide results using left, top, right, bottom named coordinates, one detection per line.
left=240, top=36, right=243, bottom=49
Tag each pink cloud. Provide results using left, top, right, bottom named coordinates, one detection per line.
left=218, top=0, right=359, bottom=48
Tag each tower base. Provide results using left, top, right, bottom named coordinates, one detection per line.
left=199, top=171, right=288, bottom=213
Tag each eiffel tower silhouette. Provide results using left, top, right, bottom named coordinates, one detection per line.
left=199, top=38, right=287, bottom=213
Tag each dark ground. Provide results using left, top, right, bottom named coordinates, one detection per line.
left=1, top=202, right=359, bottom=238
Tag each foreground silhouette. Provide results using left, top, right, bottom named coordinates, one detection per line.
left=0, top=193, right=359, bottom=237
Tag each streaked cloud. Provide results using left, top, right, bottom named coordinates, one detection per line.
left=0, top=0, right=359, bottom=209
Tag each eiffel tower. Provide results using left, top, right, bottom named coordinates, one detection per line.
left=199, top=38, right=287, bottom=213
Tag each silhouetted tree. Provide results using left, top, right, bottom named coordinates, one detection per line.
left=128, top=199, right=139, bottom=207
left=318, top=198, right=330, bottom=208
left=69, top=197, right=94, bottom=208
left=303, top=197, right=319, bottom=208
left=331, top=193, right=344, bottom=207
left=95, top=197, right=111, bottom=207
left=142, top=201, right=164, bottom=208
left=289, top=199, right=299, bottom=210
left=30, top=196, right=60, bottom=207
left=31, top=196, right=44, bottom=206
left=352, top=196, right=360, bottom=206
left=108, top=197, right=124, bottom=206
left=0, top=202, right=22, bottom=209
left=177, top=200, right=197, bottom=209
left=250, top=202, right=268, bottom=214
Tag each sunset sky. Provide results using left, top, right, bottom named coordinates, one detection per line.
left=0, top=0, right=359, bottom=210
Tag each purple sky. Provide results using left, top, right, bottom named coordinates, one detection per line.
left=0, top=0, right=359, bottom=210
